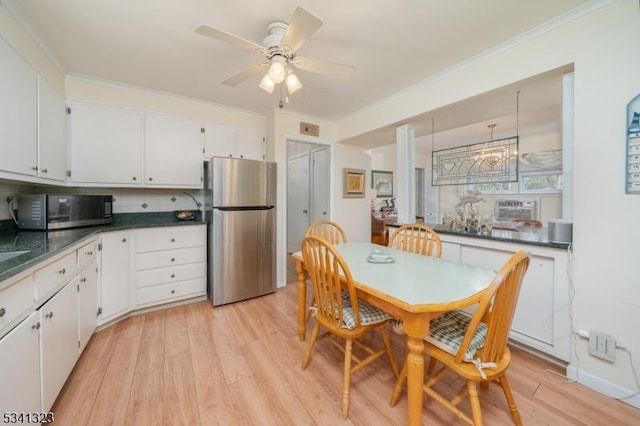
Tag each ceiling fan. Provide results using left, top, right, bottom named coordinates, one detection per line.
left=195, top=7, right=354, bottom=101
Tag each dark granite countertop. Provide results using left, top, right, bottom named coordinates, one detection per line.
left=0, top=212, right=207, bottom=285
left=386, top=222, right=571, bottom=250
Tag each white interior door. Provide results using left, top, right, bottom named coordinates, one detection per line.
left=287, top=153, right=310, bottom=252
left=311, top=147, right=330, bottom=223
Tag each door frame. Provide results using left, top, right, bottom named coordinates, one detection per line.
left=284, top=138, right=332, bottom=281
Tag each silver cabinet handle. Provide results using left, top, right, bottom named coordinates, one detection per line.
left=132, top=177, right=137, bottom=181
left=80, top=277, right=87, bottom=283
left=170, top=238, right=175, bottom=242
left=171, top=258, right=176, bottom=262
left=0, top=308, right=5, bottom=317
left=32, top=322, right=41, bottom=330
left=86, top=251, right=93, bottom=256
left=148, top=177, right=153, bottom=181
left=302, top=210, right=308, bottom=214
left=122, top=238, right=127, bottom=243
left=45, top=312, right=54, bottom=319
left=170, top=274, right=175, bottom=278
left=170, top=289, right=176, bottom=294
left=58, top=268, right=66, bottom=274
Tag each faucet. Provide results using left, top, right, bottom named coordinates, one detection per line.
left=182, top=191, right=201, bottom=209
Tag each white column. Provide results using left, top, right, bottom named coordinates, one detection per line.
left=562, top=72, right=574, bottom=220
left=396, top=124, right=416, bottom=223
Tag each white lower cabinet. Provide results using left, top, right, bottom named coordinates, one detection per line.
left=460, top=246, right=555, bottom=346
left=437, top=234, right=571, bottom=362
left=78, top=260, right=98, bottom=352
left=134, top=226, right=206, bottom=308
left=0, top=312, right=41, bottom=413
left=97, top=225, right=206, bottom=319
left=98, top=231, right=131, bottom=325
left=40, top=280, right=80, bottom=411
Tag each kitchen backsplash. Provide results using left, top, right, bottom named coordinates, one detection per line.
left=0, top=181, right=203, bottom=222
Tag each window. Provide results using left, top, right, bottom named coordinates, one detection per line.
left=468, top=181, right=517, bottom=194
left=520, top=172, right=563, bottom=193
left=468, top=172, right=563, bottom=194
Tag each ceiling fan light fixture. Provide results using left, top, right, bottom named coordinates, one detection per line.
left=259, top=73, right=275, bottom=94
left=268, top=56, right=286, bottom=83
left=285, top=70, right=303, bottom=94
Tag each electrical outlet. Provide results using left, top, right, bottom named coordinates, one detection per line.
left=588, top=330, right=616, bottom=362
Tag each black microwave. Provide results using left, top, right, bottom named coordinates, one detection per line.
left=17, top=194, right=113, bottom=230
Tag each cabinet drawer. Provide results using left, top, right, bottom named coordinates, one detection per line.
left=136, top=226, right=205, bottom=253
left=136, top=263, right=204, bottom=288
left=35, top=252, right=76, bottom=301
left=0, top=276, right=35, bottom=336
left=136, top=246, right=205, bottom=270
left=135, top=278, right=205, bottom=306
left=77, top=241, right=97, bottom=270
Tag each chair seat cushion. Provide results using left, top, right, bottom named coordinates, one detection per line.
left=342, top=299, right=392, bottom=330
left=425, top=310, right=487, bottom=362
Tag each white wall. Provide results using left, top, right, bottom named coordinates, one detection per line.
left=341, top=0, right=640, bottom=406
left=332, top=144, right=372, bottom=243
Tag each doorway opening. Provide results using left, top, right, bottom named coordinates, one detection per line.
left=286, top=140, right=331, bottom=253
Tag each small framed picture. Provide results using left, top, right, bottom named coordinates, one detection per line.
left=372, top=170, right=393, bottom=197
left=343, top=168, right=366, bottom=198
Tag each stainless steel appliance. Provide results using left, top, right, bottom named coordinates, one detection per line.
left=548, top=219, right=573, bottom=243
left=17, top=194, right=113, bottom=230
left=204, top=157, right=277, bottom=306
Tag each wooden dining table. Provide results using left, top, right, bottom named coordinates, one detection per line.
left=291, top=241, right=496, bottom=426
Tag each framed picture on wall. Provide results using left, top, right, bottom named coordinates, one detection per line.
left=343, top=168, right=366, bottom=198
left=372, top=170, right=393, bottom=197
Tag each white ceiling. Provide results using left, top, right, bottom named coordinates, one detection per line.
left=4, top=0, right=589, bottom=148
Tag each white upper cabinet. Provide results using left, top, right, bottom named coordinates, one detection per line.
left=37, top=76, right=67, bottom=182
left=69, top=101, right=144, bottom=185
left=204, top=122, right=236, bottom=158
left=144, top=113, right=203, bottom=187
left=237, top=127, right=266, bottom=160
left=69, top=102, right=205, bottom=188
left=0, top=36, right=38, bottom=177
left=204, top=123, right=265, bottom=161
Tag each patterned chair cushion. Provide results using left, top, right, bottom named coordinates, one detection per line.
left=425, top=310, right=487, bottom=362
left=342, top=300, right=392, bottom=330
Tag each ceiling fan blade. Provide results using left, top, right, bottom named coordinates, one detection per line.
left=280, top=7, right=323, bottom=52
left=222, top=63, right=268, bottom=86
left=293, top=56, right=355, bottom=80
left=195, top=24, right=264, bottom=54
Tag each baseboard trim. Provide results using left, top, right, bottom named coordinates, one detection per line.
left=567, top=364, right=640, bottom=410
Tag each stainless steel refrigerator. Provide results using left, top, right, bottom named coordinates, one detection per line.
left=204, top=157, right=277, bottom=306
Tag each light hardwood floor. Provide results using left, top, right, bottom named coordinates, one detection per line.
left=52, top=258, right=640, bottom=425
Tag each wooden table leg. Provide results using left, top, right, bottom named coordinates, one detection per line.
left=404, top=315, right=430, bottom=426
left=296, top=260, right=306, bottom=341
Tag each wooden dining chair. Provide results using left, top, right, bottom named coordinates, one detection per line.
left=390, top=250, right=531, bottom=426
left=301, top=235, right=399, bottom=418
left=303, top=220, right=347, bottom=323
left=387, top=223, right=442, bottom=258
left=304, top=219, right=347, bottom=244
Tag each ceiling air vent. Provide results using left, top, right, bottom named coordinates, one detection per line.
left=300, top=122, right=319, bottom=137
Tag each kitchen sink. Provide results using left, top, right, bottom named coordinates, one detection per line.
left=0, top=250, right=29, bottom=263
